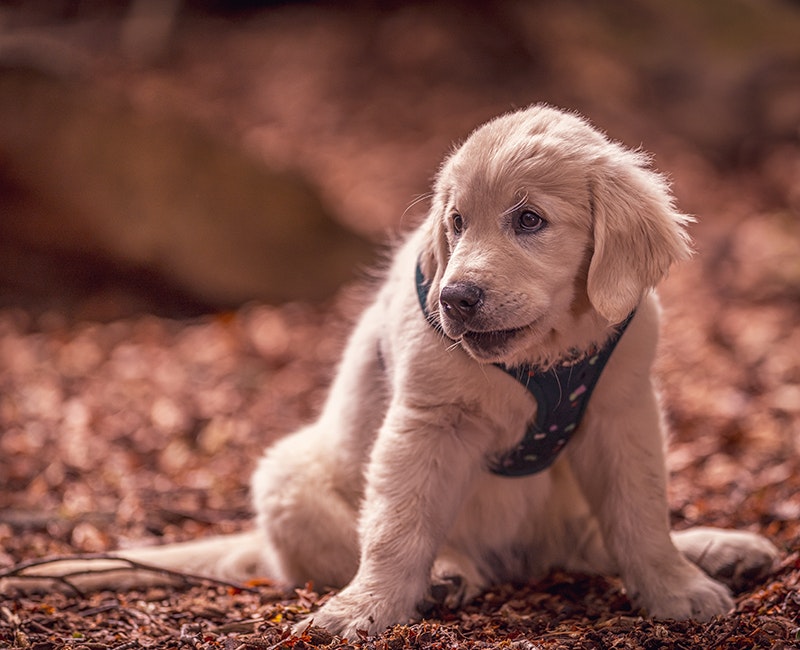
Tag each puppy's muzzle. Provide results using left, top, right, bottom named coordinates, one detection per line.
left=440, top=282, right=484, bottom=324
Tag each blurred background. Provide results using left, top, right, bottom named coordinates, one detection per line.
left=0, top=3, right=799, bottom=645
left=1, top=0, right=797, bottom=321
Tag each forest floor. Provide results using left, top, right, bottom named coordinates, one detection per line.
left=1, top=2, right=799, bottom=648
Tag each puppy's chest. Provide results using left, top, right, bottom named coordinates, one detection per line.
left=461, top=369, right=540, bottom=453
left=459, top=358, right=603, bottom=476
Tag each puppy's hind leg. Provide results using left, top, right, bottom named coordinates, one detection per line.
left=672, top=527, right=780, bottom=592
left=252, top=301, right=387, bottom=592
left=252, top=431, right=361, bottom=591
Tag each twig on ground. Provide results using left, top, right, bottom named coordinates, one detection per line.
left=0, top=553, right=259, bottom=595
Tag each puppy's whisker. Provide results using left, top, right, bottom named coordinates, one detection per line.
left=445, top=340, right=462, bottom=354
left=401, top=192, right=435, bottom=226
left=502, top=193, right=529, bottom=217
left=553, top=369, right=564, bottom=407
left=406, top=191, right=434, bottom=211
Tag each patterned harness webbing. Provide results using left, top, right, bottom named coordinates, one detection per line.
left=415, top=262, right=635, bottom=477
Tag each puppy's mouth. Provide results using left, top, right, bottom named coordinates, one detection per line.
left=460, top=325, right=527, bottom=357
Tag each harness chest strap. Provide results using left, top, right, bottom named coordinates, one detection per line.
left=415, top=262, right=635, bottom=477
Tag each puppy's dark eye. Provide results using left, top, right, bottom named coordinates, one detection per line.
left=452, top=213, right=464, bottom=234
left=516, top=210, right=546, bottom=233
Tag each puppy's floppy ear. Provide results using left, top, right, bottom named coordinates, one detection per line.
left=587, top=151, right=693, bottom=323
left=418, top=187, right=450, bottom=313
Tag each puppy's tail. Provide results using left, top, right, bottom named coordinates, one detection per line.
left=117, top=529, right=267, bottom=582
left=1, top=529, right=271, bottom=595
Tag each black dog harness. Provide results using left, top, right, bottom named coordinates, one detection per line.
left=415, top=263, right=635, bottom=477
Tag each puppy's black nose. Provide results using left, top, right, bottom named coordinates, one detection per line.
left=440, top=282, right=483, bottom=323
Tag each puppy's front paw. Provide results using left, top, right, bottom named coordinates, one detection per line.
left=636, top=563, right=733, bottom=621
left=294, top=584, right=414, bottom=640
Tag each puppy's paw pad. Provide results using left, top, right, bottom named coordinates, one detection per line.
left=419, top=574, right=466, bottom=614
left=712, top=544, right=779, bottom=591
left=713, top=555, right=775, bottom=591
left=675, top=528, right=780, bottom=592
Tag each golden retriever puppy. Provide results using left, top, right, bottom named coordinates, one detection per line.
left=3, top=105, right=778, bottom=638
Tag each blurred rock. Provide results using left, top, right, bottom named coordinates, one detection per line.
left=715, top=212, right=800, bottom=303
left=0, top=68, right=374, bottom=313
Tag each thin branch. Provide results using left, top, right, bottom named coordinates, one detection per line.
left=1, top=553, right=259, bottom=594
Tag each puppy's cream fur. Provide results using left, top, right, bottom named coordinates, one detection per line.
left=3, top=105, right=778, bottom=638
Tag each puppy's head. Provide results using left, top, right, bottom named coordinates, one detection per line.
left=419, top=104, right=692, bottom=365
